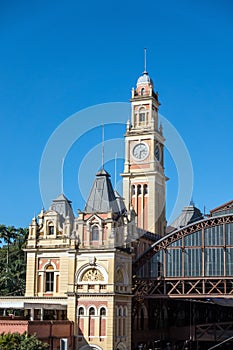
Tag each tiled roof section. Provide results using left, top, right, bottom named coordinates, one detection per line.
left=84, top=169, right=120, bottom=214
left=170, top=204, right=203, bottom=230
left=49, top=193, right=75, bottom=219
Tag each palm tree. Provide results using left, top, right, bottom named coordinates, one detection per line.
left=0, top=225, right=17, bottom=270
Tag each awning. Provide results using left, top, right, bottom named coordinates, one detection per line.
left=0, top=301, right=24, bottom=309
left=24, top=303, right=67, bottom=310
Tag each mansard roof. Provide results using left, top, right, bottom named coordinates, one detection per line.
left=84, top=168, right=120, bottom=214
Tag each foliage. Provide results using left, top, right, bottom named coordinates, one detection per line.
left=0, top=332, right=49, bottom=350
left=0, top=225, right=28, bottom=296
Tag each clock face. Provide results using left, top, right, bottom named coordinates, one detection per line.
left=155, top=145, right=160, bottom=162
left=132, top=142, right=149, bottom=161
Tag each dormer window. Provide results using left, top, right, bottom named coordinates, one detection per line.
left=48, top=222, right=54, bottom=235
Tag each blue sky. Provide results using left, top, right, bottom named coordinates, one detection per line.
left=0, top=0, right=233, bottom=227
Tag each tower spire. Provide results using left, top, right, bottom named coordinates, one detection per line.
left=61, top=157, right=64, bottom=194
left=144, top=47, right=147, bottom=73
left=114, top=152, right=117, bottom=190
left=102, top=123, right=105, bottom=169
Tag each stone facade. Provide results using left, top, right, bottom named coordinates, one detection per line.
left=0, top=69, right=164, bottom=350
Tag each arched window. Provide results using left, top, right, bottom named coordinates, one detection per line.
left=89, top=307, right=95, bottom=316
left=131, top=185, right=135, bottom=196
left=78, top=307, right=84, bottom=316
left=123, top=306, right=128, bottom=317
left=100, top=307, right=106, bottom=337
left=143, top=184, right=148, bottom=195
left=48, top=223, right=54, bottom=235
left=45, top=265, right=54, bottom=292
left=137, top=185, right=142, bottom=195
left=88, top=307, right=95, bottom=337
left=139, top=108, right=146, bottom=124
left=141, top=88, right=145, bottom=95
left=100, top=307, right=106, bottom=316
left=118, top=307, right=122, bottom=317
left=91, top=226, right=99, bottom=241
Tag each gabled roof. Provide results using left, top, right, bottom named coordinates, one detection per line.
left=84, top=168, right=120, bottom=214
left=210, top=200, right=233, bottom=216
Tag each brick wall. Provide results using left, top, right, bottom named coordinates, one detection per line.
left=0, top=320, right=74, bottom=350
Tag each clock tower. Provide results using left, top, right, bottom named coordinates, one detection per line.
left=122, top=69, right=166, bottom=236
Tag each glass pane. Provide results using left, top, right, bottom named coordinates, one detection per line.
left=226, top=223, right=233, bottom=245
left=184, top=230, right=202, bottom=246
left=184, top=248, right=202, bottom=276
left=166, top=249, right=182, bottom=277
left=205, top=226, right=223, bottom=246
left=46, top=272, right=54, bottom=292
left=226, top=248, right=233, bottom=275
left=205, top=248, right=224, bottom=276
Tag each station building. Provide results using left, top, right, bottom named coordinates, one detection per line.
left=0, top=68, right=233, bottom=350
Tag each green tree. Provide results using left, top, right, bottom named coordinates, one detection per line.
left=0, top=332, right=21, bottom=349
left=0, top=225, right=28, bottom=296
left=0, top=332, right=49, bottom=350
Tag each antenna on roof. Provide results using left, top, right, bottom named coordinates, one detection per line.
left=190, top=197, right=195, bottom=206
left=61, top=157, right=64, bottom=194
left=144, top=47, right=147, bottom=73
left=102, top=123, right=105, bottom=169
left=114, top=152, right=117, bottom=190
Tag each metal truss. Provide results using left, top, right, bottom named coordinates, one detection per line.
left=133, top=277, right=233, bottom=300
left=133, top=214, right=233, bottom=273
left=196, top=322, right=233, bottom=341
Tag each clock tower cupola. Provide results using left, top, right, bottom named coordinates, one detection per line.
left=122, top=62, right=166, bottom=236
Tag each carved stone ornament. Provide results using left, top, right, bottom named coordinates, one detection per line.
left=81, top=268, right=104, bottom=282
left=116, top=269, right=124, bottom=283
left=89, top=256, right=96, bottom=266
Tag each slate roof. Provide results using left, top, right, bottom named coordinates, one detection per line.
left=169, top=203, right=203, bottom=231
left=114, top=190, right=126, bottom=214
left=84, top=168, right=120, bottom=214
left=49, top=193, right=75, bottom=219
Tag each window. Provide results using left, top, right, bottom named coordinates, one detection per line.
left=91, top=226, right=99, bottom=241
left=131, top=185, right=135, bottom=196
left=139, top=108, right=146, bottom=124
left=89, top=307, right=95, bottom=316
left=100, top=307, right=106, bottom=337
left=141, top=88, right=145, bottom=95
left=143, top=184, right=148, bottom=195
left=48, top=224, right=54, bottom=235
left=139, top=112, right=145, bottom=123
left=137, top=185, right=142, bottom=195
left=100, top=307, right=106, bottom=316
left=78, top=307, right=84, bottom=316
left=45, top=265, right=54, bottom=292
